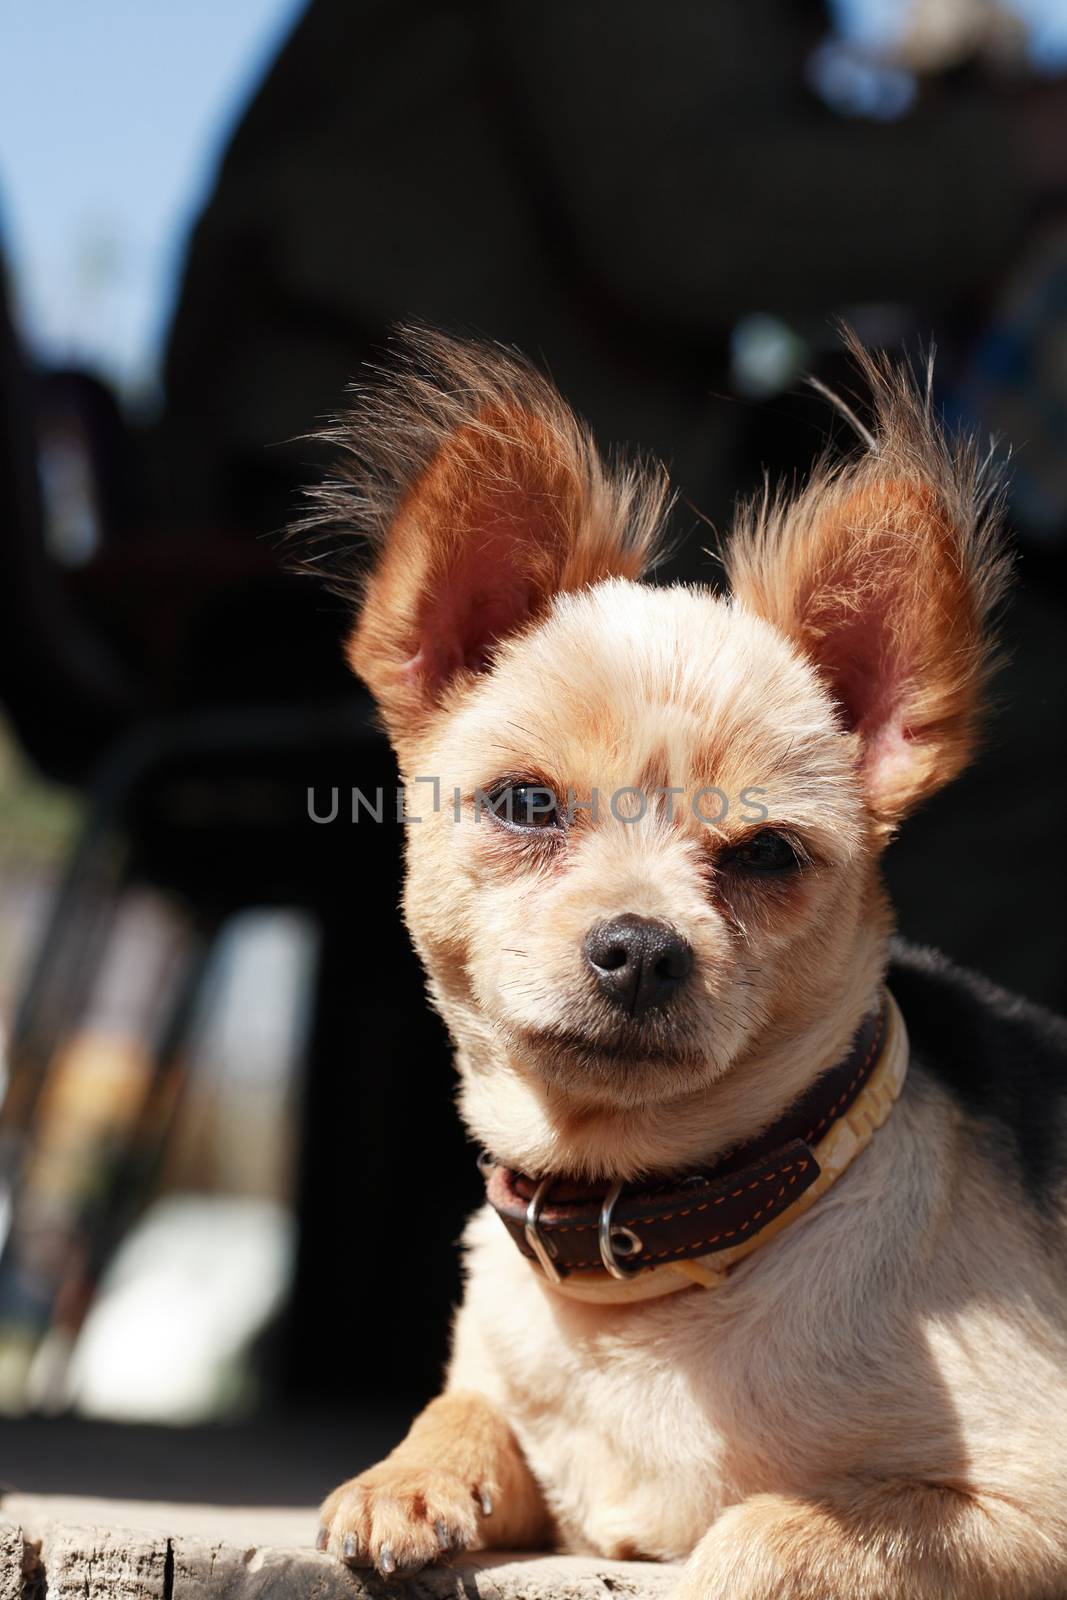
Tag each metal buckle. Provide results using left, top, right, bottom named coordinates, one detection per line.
left=524, top=1178, right=563, bottom=1285
left=598, top=1180, right=644, bottom=1279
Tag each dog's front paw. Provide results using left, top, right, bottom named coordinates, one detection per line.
left=318, top=1459, right=494, bottom=1576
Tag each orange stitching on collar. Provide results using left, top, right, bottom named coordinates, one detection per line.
left=556, top=1162, right=810, bottom=1269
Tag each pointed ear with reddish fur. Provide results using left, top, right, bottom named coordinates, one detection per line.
left=301, top=329, right=668, bottom=752
left=726, top=347, right=1010, bottom=831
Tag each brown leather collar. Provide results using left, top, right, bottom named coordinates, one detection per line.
left=483, top=998, right=887, bottom=1286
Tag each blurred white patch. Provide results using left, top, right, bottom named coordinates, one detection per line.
left=730, top=315, right=810, bottom=400
left=807, top=39, right=917, bottom=118
left=66, top=1193, right=295, bottom=1423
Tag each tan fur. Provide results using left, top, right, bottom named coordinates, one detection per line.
left=313, top=331, right=1067, bottom=1598
left=725, top=341, right=1010, bottom=828
left=319, top=1390, right=550, bottom=1568
left=298, top=327, right=669, bottom=754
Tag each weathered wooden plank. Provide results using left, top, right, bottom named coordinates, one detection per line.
left=1, top=1499, right=678, bottom=1600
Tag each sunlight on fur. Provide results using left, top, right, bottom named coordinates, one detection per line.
left=303, top=329, right=1067, bottom=1600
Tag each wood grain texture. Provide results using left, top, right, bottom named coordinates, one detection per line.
left=2, top=1498, right=678, bottom=1599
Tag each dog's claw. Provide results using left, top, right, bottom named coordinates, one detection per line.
left=478, top=1488, right=493, bottom=1517
left=434, top=1519, right=452, bottom=1552
left=315, top=1526, right=329, bottom=1552
left=379, top=1545, right=397, bottom=1575
left=342, top=1533, right=359, bottom=1562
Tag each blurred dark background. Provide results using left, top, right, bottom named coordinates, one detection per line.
left=1, top=0, right=1066, bottom=1507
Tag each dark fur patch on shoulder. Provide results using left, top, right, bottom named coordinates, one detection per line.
left=889, top=939, right=1067, bottom=1212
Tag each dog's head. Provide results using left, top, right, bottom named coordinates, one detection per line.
left=309, top=330, right=1007, bottom=1180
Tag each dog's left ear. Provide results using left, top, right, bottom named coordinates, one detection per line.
left=726, top=347, right=1010, bottom=831
left=302, top=328, right=668, bottom=752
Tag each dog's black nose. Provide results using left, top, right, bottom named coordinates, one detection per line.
left=584, top=915, right=692, bottom=1018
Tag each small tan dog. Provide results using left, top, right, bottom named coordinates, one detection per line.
left=311, top=330, right=1067, bottom=1599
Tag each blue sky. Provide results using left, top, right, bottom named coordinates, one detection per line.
left=1, top=0, right=1065, bottom=401
left=0, top=0, right=304, bottom=398
left=833, top=0, right=1067, bottom=56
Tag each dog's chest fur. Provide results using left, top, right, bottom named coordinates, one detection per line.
left=454, top=1087, right=928, bottom=1559
left=453, top=1031, right=1067, bottom=1562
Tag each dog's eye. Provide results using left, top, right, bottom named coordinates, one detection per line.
left=486, top=783, right=562, bottom=830
left=726, top=829, right=803, bottom=873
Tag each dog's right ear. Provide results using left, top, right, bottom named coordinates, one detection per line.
left=303, top=330, right=668, bottom=753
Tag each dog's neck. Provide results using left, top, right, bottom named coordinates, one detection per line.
left=458, top=917, right=891, bottom=1187
left=482, top=990, right=909, bottom=1305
